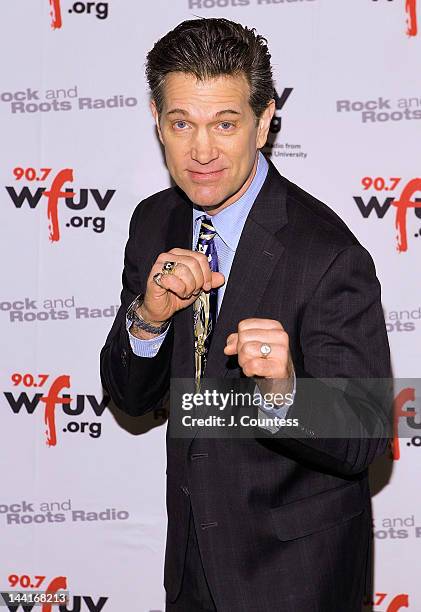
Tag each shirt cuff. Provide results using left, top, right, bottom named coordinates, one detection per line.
left=125, top=315, right=170, bottom=357
left=254, top=370, right=296, bottom=433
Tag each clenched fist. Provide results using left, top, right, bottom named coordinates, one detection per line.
left=224, top=318, right=295, bottom=402
left=132, top=247, right=225, bottom=338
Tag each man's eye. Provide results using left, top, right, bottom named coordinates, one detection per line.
left=174, top=121, right=188, bottom=129
left=219, top=122, right=234, bottom=130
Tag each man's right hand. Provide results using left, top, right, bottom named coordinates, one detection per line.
left=135, top=247, right=225, bottom=333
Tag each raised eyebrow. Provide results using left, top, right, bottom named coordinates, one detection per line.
left=165, top=108, right=242, bottom=118
left=166, top=108, right=188, bottom=116
left=214, top=109, right=241, bottom=117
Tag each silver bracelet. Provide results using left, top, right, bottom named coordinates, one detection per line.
left=127, top=293, right=171, bottom=334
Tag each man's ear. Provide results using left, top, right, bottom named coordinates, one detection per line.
left=150, top=99, right=164, bottom=146
left=256, top=99, right=275, bottom=149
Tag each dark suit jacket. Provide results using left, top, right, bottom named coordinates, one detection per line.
left=100, top=158, right=391, bottom=612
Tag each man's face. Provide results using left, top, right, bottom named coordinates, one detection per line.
left=150, top=72, right=274, bottom=213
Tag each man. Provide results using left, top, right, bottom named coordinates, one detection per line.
left=100, top=18, right=391, bottom=611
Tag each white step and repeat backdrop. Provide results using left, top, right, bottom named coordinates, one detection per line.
left=1, top=1, right=420, bottom=610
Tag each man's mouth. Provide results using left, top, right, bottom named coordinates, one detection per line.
left=187, top=169, right=225, bottom=181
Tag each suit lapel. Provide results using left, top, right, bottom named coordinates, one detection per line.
left=205, top=161, right=288, bottom=379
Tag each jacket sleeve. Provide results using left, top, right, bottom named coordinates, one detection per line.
left=100, top=202, right=174, bottom=416
left=258, top=244, right=393, bottom=476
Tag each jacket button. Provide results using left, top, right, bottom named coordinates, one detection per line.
left=201, top=521, right=218, bottom=529
left=190, top=452, right=209, bottom=460
left=180, top=485, right=189, bottom=496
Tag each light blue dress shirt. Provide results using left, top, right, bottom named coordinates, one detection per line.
left=126, top=151, right=296, bottom=429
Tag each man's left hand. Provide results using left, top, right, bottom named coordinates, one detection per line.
left=223, top=318, right=295, bottom=402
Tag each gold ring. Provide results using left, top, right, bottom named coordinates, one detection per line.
left=161, top=261, right=178, bottom=275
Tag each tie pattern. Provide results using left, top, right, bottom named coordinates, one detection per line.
left=193, top=214, right=219, bottom=392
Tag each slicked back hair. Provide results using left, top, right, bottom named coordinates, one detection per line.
left=145, top=18, right=275, bottom=122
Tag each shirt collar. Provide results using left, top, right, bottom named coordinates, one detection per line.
left=192, top=150, right=269, bottom=251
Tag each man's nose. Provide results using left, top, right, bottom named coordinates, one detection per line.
left=191, top=129, right=219, bottom=165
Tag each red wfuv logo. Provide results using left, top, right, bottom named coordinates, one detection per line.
left=353, top=177, right=421, bottom=254
left=5, top=373, right=109, bottom=447
left=6, top=167, right=114, bottom=242
left=3, top=574, right=108, bottom=611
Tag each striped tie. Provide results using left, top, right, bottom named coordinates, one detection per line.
left=193, top=214, right=219, bottom=392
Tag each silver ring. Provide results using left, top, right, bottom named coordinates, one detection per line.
left=161, top=261, right=178, bottom=275
left=260, top=343, right=271, bottom=358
